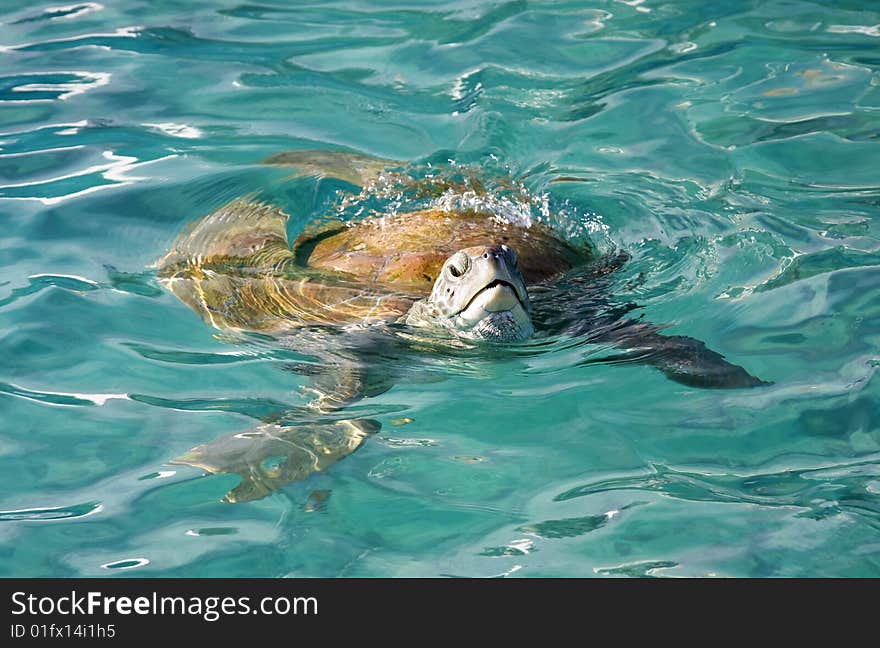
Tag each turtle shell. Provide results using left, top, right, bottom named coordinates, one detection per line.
left=157, top=201, right=591, bottom=334
left=293, top=208, right=591, bottom=291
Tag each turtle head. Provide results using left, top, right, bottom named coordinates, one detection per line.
left=406, top=244, right=533, bottom=341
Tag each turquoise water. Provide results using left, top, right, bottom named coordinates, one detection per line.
left=2, top=0, right=880, bottom=577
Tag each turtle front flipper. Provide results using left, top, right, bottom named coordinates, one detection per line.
left=299, top=362, right=395, bottom=412
left=170, top=418, right=380, bottom=503
left=171, top=350, right=396, bottom=502
left=534, top=255, right=767, bottom=388
left=586, top=320, right=769, bottom=389
left=279, top=324, right=406, bottom=412
left=262, top=149, right=400, bottom=187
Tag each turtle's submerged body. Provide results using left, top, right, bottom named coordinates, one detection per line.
left=156, top=151, right=766, bottom=502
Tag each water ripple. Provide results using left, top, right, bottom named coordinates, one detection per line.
left=594, top=560, right=679, bottom=578
left=0, top=382, right=128, bottom=407
left=0, top=71, right=109, bottom=103
left=0, top=270, right=164, bottom=308
left=11, top=3, right=104, bottom=25
left=123, top=341, right=274, bottom=366
left=0, top=501, right=102, bottom=522
left=555, top=459, right=880, bottom=527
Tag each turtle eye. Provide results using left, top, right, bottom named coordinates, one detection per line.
left=447, top=252, right=469, bottom=278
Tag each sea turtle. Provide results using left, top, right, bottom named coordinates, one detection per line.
left=156, top=151, right=765, bottom=502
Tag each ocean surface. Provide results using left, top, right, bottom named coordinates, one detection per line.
left=2, top=0, right=879, bottom=577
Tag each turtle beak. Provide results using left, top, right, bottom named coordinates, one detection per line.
left=413, top=244, right=534, bottom=341
left=457, top=245, right=530, bottom=317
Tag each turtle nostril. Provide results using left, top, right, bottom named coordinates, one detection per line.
left=482, top=252, right=489, bottom=259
